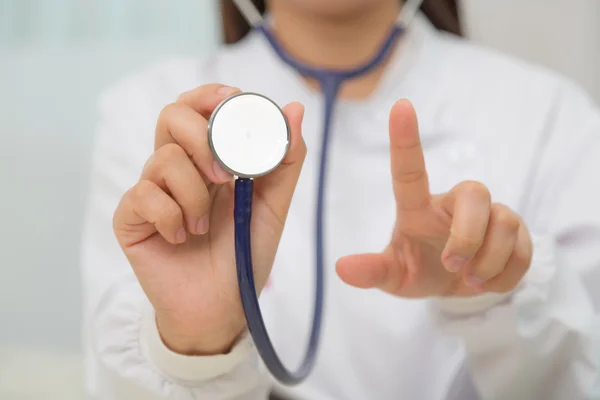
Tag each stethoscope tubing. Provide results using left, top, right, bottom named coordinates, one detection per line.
left=233, top=19, right=408, bottom=385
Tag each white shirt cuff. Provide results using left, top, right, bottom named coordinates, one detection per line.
left=432, top=292, right=514, bottom=316
left=139, top=305, right=255, bottom=383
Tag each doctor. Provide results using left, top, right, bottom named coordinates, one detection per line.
left=82, top=0, right=600, bottom=399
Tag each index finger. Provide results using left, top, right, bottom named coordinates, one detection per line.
left=155, top=84, right=241, bottom=183
left=389, top=99, right=430, bottom=211
left=177, top=84, right=240, bottom=119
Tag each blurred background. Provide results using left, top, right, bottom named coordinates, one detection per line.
left=0, top=0, right=598, bottom=399
left=0, top=1, right=220, bottom=398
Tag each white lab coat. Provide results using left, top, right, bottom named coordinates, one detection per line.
left=81, top=16, right=600, bottom=400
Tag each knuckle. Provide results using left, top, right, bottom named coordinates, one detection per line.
left=300, top=137, right=308, bottom=157
left=156, top=143, right=187, bottom=164
left=141, top=152, right=157, bottom=174
left=513, top=248, right=533, bottom=272
left=470, top=264, right=503, bottom=284
left=158, top=102, right=181, bottom=122
left=397, top=169, right=426, bottom=184
left=457, top=180, right=491, bottom=202
left=392, top=139, right=421, bottom=151
left=176, top=91, right=191, bottom=104
left=143, top=147, right=179, bottom=178
left=297, top=138, right=308, bottom=161
left=162, top=203, right=183, bottom=223
left=492, top=204, right=520, bottom=231
left=130, top=180, right=157, bottom=204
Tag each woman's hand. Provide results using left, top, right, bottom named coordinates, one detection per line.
left=337, top=100, right=533, bottom=298
left=113, top=84, right=306, bottom=355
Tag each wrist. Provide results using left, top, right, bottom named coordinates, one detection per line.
left=155, top=313, right=246, bottom=356
left=141, top=307, right=256, bottom=383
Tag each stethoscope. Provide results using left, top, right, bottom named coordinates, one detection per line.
left=207, top=0, right=425, bottom=385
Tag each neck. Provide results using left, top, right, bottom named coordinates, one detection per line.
left=267, top=1, right=402, bottom=99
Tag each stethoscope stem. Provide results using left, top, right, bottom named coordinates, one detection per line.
left=234, top=171, right=321, bottom=384
left=234, top=177, right=307, bottom=383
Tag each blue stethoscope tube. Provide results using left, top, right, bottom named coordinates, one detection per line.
left=233, top=24, right=405, bottom=385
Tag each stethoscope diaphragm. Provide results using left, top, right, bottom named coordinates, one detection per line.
left=208, top=92, right=290, bottom=179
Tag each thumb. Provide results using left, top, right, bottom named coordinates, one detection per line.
left=336, top=248, right=405, bottom=294
left=253, top=102, right=306, bottom=223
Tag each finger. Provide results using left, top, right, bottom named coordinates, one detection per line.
left=253, top=102, right=307, bottom=227
left=114, top=180, right=186, bottom=247
left=176, top=84, right=240, bottom=119
left=155, top=102, right=233, bottom=184
left=389, top=99, right=430, bottom=211
left=336, top=248, right=405, bottom=295
left=142, top=143, right=211, bottom=235
left=483, top=220, right=532, bottom=293
left=463, top=204, right=520, bottom=289
left=441, top=181, right=491, bottom=272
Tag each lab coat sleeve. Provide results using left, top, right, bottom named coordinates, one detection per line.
left=429, top=81, right=600, bottom=400
left=80, top=69, right=270, bottom=399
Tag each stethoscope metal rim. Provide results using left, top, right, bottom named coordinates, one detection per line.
left=207, top=91, right=292, bottom=179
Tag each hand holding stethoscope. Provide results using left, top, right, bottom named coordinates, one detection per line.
left=113, top=84, right=307, bottom=356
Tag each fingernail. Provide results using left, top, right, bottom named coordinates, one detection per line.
left=465, top=275, right=484, bottom=288
left=217, top=86, right=239, bottom=96
left=445, top=256, right=468, bottom=273
left=176, top=227, right=186, bottom=243
left=213, top=161, right=233, bottom=182
left=196, top=215, right=209, bottom=235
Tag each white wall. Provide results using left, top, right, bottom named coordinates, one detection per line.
left=0, top=2, right=219, bottom=397
left=461, top=0, right=600, bottom=104
left=0, top=44, right=219, bottom=352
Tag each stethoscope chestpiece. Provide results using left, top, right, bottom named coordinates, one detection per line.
left=208, top=92, right=290, bottom=179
